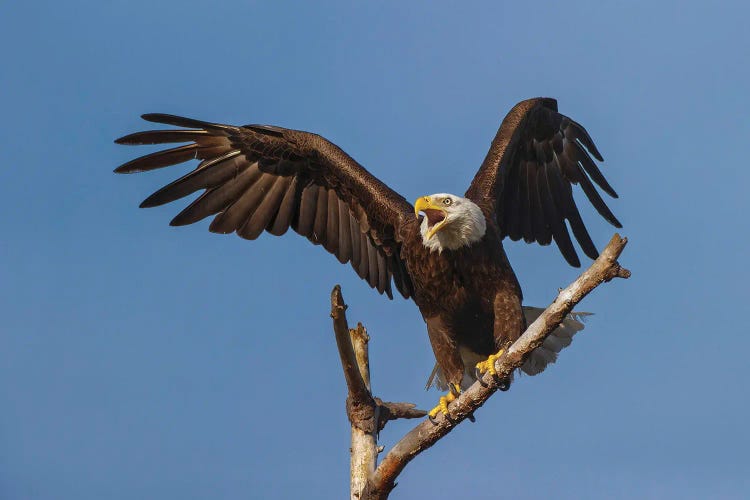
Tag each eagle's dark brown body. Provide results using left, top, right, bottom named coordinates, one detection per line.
left=115, top=97, right=620, bottom=394
left=399, top=221, right=524, bottom=387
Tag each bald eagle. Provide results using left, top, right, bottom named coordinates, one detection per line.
left=115, top=97, right=620, bottom=416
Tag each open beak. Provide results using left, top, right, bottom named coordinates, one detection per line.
left=414, top=196, right=448, bottom=240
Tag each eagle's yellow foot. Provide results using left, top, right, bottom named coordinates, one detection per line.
left=475, top=349, right=504, bottom=377
left=428, top=384, right=461, bottom=421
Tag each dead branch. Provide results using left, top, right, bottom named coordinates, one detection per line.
left=331, top=287, right=378, bottom=499
left=331, top=287, right=427, bottom=499
left=361, top=233, right=630, bottom=499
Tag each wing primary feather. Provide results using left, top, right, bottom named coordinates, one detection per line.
left=573, top=142, right=618, bottom=198
left=337, top=199, right=352, bottom=264
left=115, top=129, right=210, bottom=145
left=569, top=119, right=604, bottom=161
left=312, top=186, right=328, bottom=245
left=390, top=257, right=410, bottom=299
left=502, top=158, right=522, bottom=239
left=557, top=147, right=584, bottom=184
left=576, top=164, right=622, bottom=228
left=350, top=215, right=363, bottom=274
left=141, top=113, right=234, bottom=133
left=368, top=237, right=379, bottom=290
left=541, top=165, right=580, bottom=266
left=324, top=189, right=339, bottom=254
left=140, top=151, right=243, bottom=208
left=295, top=182, right=318, bottom=238
left=357, top=232, right=370, bottom=280
left=114, top=144, right=199, bottom=173
left=529, top=165, right=551, bottom=245
left=390, top=256, right=403, bottom=296
left=170, top=163, right=261, bottom=226
left=239, top=176, right=291, bottom=240
left=268, top=176, right=299, bottom=236
left=549, top=155, right=599, bottom=260
left=209, top=173, right=275, bottom=235
left=376, top=251, right=389, bottom=295
left=566, top=203, right=599, bottom=261
left=524, top=162, right=534, bottom=239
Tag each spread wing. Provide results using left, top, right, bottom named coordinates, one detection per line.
left=465, top=98, right=621, bottom=267
left=115, top=114, right=415, bottom=298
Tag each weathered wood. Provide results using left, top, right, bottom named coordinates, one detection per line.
left=331, top=286, right=378, bottom=500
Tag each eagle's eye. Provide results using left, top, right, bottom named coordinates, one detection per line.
left=442, top=198, right=453, bottom=206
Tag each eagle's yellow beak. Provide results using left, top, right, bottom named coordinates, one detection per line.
left=414, top=196, right=448, bottom=240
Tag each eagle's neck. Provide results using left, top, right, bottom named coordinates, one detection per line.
left=420, top=198, right=486, bottom=253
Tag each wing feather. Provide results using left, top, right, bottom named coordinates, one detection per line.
left=357, top=231, right=370, bottom=280
left=466, top=98, right=620, bottom=266
left=140, top=151, right=244, bottom=208
left=540, top=164, right=578, bottom=266
left=350, top=216, right=363, bottom=276
left=267, top=176, right=299, bottom=236
left=170, top=162, right=261, bottom=226
left=573, top=141, right=617, bottom=198
left=368, top=239, right=378, bottom=291
left=115, top=129, right=210, bottom=145
left=115, top=144, right=202, bottom=173
left=337, top=199, right=352, bottom=264
left=295, top=182, right=318, bottom=237
left=116, top=114, right=417, bottom=297
left=239, top=176, right=291, bottom=240
left=210, top=173, right=276, bottom=235
left=324, top=189, right=339, bottom=254
left=312, top=186, right=328, bottom=245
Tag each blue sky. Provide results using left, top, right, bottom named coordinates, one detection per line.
left=2, top=1, right=749, bottom=499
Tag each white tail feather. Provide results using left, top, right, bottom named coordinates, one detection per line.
left=426, top=306, right=590, bottom=390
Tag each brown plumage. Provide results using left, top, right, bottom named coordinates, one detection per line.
left=115, top=97, right=620, bottom=392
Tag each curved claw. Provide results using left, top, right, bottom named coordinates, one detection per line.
left=427, top=384, right=461, bottom=422
left=498, top=378, right=511, bottom=391
left=475, top=366, right=488, bottom=386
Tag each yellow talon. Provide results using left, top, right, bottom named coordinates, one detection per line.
left=475, top=349, right=505, bottom=377
left=428, top=384, right=460, bottom=419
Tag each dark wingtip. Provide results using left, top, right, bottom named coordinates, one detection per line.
left=141, top=113, right=197, bottom=127
left=140, top=113, right=230, bottom=131
left=169, top=211, right=203, bottom=227
left=141, top=113, right=169, bottom=123
left=113, top=164, right=134, bottom=174
left=139, top=197, right=158, bottom=209
left=114, top=131, right=154, bottom=145
left=564, top=252, right=581, bottom=268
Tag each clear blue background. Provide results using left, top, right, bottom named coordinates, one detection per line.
left=2, top=1, right=748, bottom=499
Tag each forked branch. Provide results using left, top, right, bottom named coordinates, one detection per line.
left=331, top=287, right=427, bottom=499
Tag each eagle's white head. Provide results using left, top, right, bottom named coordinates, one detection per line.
left=414, top=193, right=487, bottom=253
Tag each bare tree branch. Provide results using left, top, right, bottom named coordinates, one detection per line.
left=332, top=287, right=375, bottom=414
left=375, top=399, right=428, bottom=425
left=331, top=286, right=379, bottom=499
left=362, top=233, right=630, bottom=499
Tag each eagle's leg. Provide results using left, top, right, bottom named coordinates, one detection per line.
left=475, top=349, right=504, bottom=378
left=427, top=383, right=461, bottom=421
